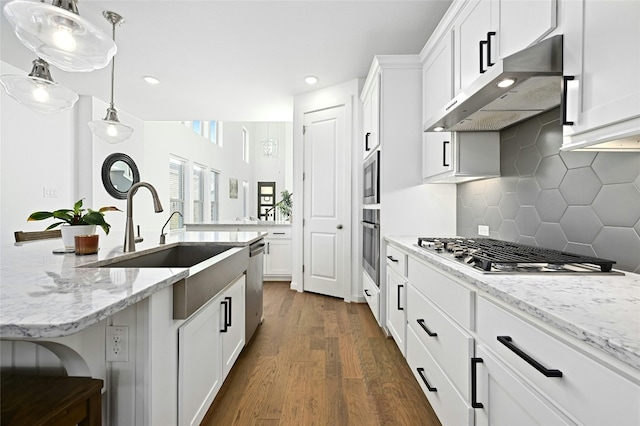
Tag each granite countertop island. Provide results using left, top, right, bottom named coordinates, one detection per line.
left=0, top=230, right=266, bottom=339
left=386, top=236, right=640, bottom=372
left=185, top=220, right=291, bottom=228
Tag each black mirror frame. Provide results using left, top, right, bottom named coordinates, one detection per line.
left=101, top=153, right=140, bottom=199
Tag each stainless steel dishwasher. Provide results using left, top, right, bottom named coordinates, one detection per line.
left=246, top=239, right=265, bottom=344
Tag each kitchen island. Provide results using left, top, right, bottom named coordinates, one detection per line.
left=385, top=236, right=640, bottom=425
left=0, top=230, right=266, bottom=425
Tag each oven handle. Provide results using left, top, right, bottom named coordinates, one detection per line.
left=360, top=221, right=379, bottom=229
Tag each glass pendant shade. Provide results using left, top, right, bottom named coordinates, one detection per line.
left=3, top=0, right=117, bottom=72
left=88, top=107, right=134, bottom=144
left=0, top=58, right=78, bottom=114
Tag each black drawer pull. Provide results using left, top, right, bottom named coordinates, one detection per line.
left=364, top=289, right=371, bottom=297
left=442, top=140, right=450, bottom=167
left=397, top=284, right=404, bottom=311
left=220, top=300, right=229, bottom=333
left=416, top=319, right=437, bottom=337
left=471, top=357, right=484, bottom=408
left=562, top=76, right=575, bottom=125
left=487, top=31, right=496, bottom=67
left=497, top=336, right=563, bottom=377
left=479, top=39, right=488, bottom=73
left=225, top=296, right=232, bottom=328
left=365, top=132, right=371, bottom=151
left=417, top=368, right=437, bottom=392
left=387, top=255, right=399, bottom=263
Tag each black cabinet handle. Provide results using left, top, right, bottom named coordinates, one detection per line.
left=487, top=32, right=496, bottom=67
left=417, top=368, right=437, bottom=392
left=562, top=76, right=575, bottom=125
left=471, top=357, right=484, bottom=408
left=387, top=255, right=399, bottom=263
left=365, top=132, right=371, bottom=151
left=497, top=336, right=563, bottom=377
left=479, top=39, right=488, bottom=73
left=220, top=300, right=229, bottom=332
left=225, top=296, right=232, bottom=328
left=416, top=319, right=438, bottom=337
left=397, top=284, right=404, bottom=311
left=442, top=141, right=450, bottom=167
left=364, top=289, right=371, bottom=297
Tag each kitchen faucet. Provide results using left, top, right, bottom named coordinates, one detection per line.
left=159, top=211, right=183, bottom=244
left=124, top=182, right=164, bottom=252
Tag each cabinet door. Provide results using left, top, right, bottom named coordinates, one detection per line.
left=362, top=90, right=373, bottom=160
left=497, top=0, right=556, bottom=59
left=221, top=275, right=246, bottom=379
left=363, top=271, right=380, bottom=324
left=456, top=0, right=496, bottom=92
left=386, top=267, right=407, bottom=356
left=423, top=131, right=452, bottom=180
left=423, top=29, right=454, bottom=125
left=264, top=239, right=292, bottom=276
left=362, top=76, right=380, bottom=159
left=474, top=345, right=576, bottom=426
left=178, top=298, right=223, bottom=426
left=562, top=0, right=640, bottom=143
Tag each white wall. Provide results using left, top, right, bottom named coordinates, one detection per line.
left=292, top=79, right=363, bottom=300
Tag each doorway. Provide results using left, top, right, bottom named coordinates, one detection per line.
left=302, top=105, right=350, bottom=298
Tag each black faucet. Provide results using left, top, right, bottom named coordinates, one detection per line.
left=160, top=211, right=183, bottom=244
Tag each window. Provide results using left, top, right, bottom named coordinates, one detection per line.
left=242, top=180, right=249, bottom=218
left=210, top=170, right=219, bottom=221
left=169, top=157, right=186, bottom=229
left=192, top=165, right=205, bottom=223
left=242, top=127, right=249, bottom=163
left=191, top=120, right=202, bottom=135
left=209, top=121, right=217, bottom=144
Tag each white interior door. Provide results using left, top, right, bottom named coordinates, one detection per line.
left=303, top=106, right=348, bottom=298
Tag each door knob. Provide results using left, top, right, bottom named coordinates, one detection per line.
left=336, top=224, right=343, bottom=229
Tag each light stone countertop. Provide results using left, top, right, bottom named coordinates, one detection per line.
left=185, top=220, right=291, bottom=228
left=386, top=236, right=640, bottom=371
left=0, top=230, right=266, bottom=339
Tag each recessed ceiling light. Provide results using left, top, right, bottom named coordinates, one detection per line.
left=497, top=77, right=516, bottom=88
left=305, top=76, right=318, bottom=85
left=143, top=76, right=160, bottom=85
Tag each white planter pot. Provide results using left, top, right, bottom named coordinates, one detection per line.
left=61, top=224, right=97, bottom=249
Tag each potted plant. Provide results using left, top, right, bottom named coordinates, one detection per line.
left=275, top=190, right=292, bottom=221
left=28, top=199, right=121, bottom=249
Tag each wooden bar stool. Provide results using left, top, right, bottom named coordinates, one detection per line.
left=1, top=374, right=103, bottom=426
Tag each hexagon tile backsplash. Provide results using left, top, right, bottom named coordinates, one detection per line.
left=456, top=108, right=640, bottom=273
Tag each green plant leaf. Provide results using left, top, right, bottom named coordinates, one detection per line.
left=98, top=206, right=122, bottom=213
left=27, top=211, right=54, bottom=221
left=44, top=222, right=66, bottom=230
left=82, top=211, right=110, bottom=234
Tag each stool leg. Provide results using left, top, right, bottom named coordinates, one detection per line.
left=79, top=390, right=102, bottom=426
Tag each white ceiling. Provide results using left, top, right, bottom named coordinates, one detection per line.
left=0, top=0, right=452, bottom=122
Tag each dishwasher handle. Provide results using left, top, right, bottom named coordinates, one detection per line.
left=250, top=242, right=266, bottom=257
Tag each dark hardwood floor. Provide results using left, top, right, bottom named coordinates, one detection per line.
left=201, top=281, right=441, bottom=426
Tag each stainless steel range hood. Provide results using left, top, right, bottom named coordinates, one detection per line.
left=424, top=35, right=563, bottom=132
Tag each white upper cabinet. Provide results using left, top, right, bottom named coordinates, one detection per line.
left=560, top=0, right=640, bottom=150
left=423, top=29, right=454, bottom=127
left=362, top=73, right=380, bottom=160
left=497, top=0, right=558, bottom=59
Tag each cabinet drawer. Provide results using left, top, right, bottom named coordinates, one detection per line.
left=407, top=257, right=474, bottom=329
left=265, top=228, right=291, bottom=239
left=386, top=245, right=407, bottom=277
left=407, top=326, right=473, bottom=426
left=363, top=272, right=380, bottom=324
left=477, top=297, right=640, bottom=426
left=407, top=284, right=473, bottom=401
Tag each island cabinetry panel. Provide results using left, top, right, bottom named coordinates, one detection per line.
left=475, top=296, right=640, bottom=426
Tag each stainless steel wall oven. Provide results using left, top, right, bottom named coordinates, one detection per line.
left=362, top=209, right=380, bottom=286
left=363, top=151, right=380, bottom=204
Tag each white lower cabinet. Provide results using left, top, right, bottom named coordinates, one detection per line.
left=474, top=345, right=576, bottom=426
left=178, top=274, right=245, bottom=426
left=386, top=266, right=407, bottom=356
left=363, top=271, right=380, bottom=324
left=407, top=326, right=474, bottom=426
left=264, top=238, right=292, bottom=278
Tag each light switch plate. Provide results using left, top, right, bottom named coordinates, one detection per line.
left=478, top=225, right=489, bottom=236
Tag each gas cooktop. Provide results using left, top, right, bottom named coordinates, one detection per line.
left=416, top=237, right=622, bottom=275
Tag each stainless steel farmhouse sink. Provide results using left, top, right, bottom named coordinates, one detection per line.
left=82, top=243, right=249, bottom=320
left=92, top=244, right=233, bottom=268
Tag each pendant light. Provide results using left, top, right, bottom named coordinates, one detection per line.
left=3, top=0, right=117, bottom=72
left=88, top=11, right=133, bottom=144
left=0, top=57, right=79, bottom=114
left=262, top=122, right=279, bottom=158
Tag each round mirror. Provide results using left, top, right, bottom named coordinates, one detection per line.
left=101, top=153, right=140, bottom=199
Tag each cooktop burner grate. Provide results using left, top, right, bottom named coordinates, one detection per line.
left=417, top=238, right=616, bottom=272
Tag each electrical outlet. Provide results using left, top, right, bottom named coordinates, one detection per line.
left=106, top=326, right=129, bottom=362
left=478, top=225, right=489, bottom=236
